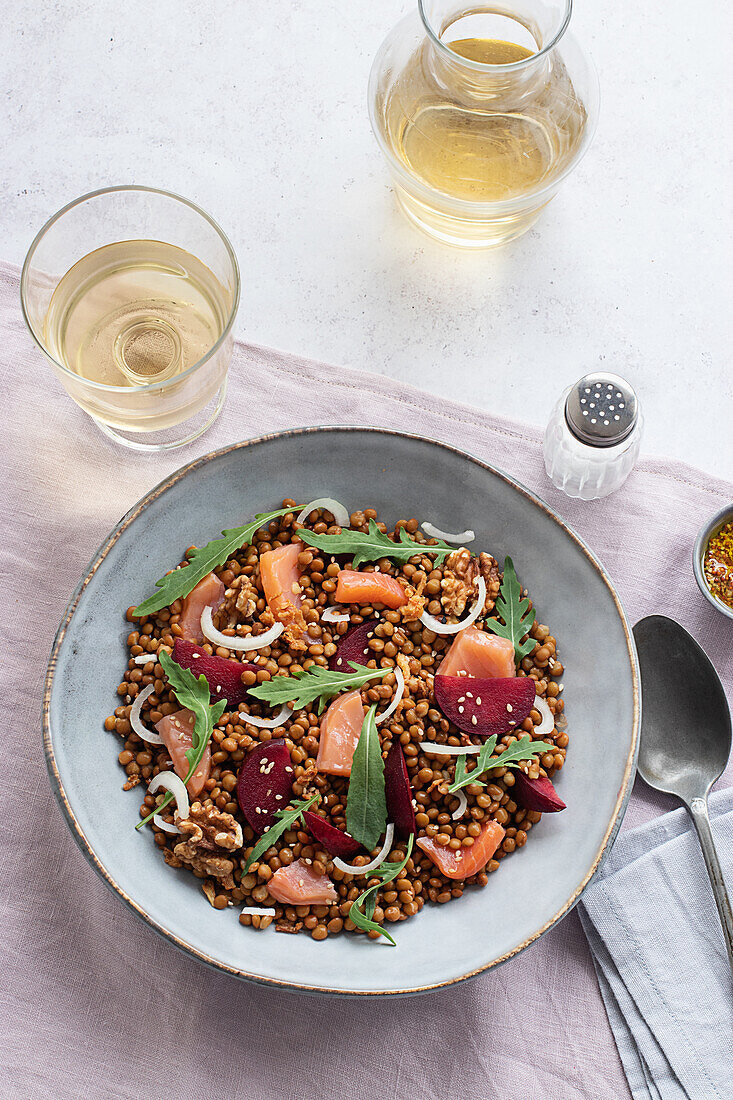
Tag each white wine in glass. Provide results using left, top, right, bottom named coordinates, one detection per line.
left=22, top=187, right=240, bottom=451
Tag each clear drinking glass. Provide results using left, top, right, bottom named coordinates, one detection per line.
left=21, top=186, right=240, bottom=450
left=368, top=0, right=599, bottom=248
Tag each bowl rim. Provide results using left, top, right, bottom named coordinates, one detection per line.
left=692, top=504, right=733, bottom=622
left=42, top=425, right=641, bottom=996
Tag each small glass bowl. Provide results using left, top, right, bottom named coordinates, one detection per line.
left=693, top=504, right=733, bottom=621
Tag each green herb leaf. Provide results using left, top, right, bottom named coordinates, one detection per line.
left=299, top=519, right=454, bottom=569
left=133, top=507, right=294, bottom=616
left=248, top=661, right=392, bottom=714
left=348, top=836, right=414, bottom=945
left=448, top=734, right=556, bottom=794
left=484, top=556, right=536, bottom=661
left=451, top=736, right=497, bottom=791
left=243, top=794, right=320, bottom=872
left=346, top=705, right=388, bottom=851
left=136, top=651, right=227, bottom=830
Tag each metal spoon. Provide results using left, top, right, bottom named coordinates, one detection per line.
left=633, top=615, right=733, bottom=972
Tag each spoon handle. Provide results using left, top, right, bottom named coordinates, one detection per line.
left=688, top=797, right=733, bottom=974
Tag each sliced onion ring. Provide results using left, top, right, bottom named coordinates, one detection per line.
left=532, top=694, right=555, bottom=737
left=374, top=666, right=405, bottom=726
left=238, top=703, right=293, bottom=730
left=241, top=906, right=276, bottom=917
left=451, top=789, right=468, bottom=821
left=418, top=742, right=482, bottom=755
left=419, top=575, right=486, bottom=636
left=422, top=522, right=475, bottom=544
left=132, top=652, right=157, bottom=666
left=333, top=823, right=395, bottom=876
left=321, top=605, right=350, bottom=624
left=201, top=606, right=285, bottom=651
left=130, top=683, right=163, bottom=745
left=148, top=771, right=190, bottom=834
left=296, top=497, right=350, bottom=527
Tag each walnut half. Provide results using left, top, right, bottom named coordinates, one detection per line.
left=164, top=802, right=243, bottom=888
left=441, top=548, right=502, bottom=616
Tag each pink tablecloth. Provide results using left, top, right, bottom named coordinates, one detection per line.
left=1, top=259, right=731, bottom=1100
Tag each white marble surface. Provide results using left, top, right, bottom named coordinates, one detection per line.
left=2, top=0, right=731, bottom=477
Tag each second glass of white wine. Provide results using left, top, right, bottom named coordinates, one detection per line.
left=21, top=186, right=240, bottom=450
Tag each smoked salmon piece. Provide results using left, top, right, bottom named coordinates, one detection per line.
left=335, top=570, right=408, bottom=609
left=316, top=690, right=365, bottom=777
left=417, top=820, right=506, bottom=879
left=154, top=708, right=211, bottom=797
left=178, top=572, right=225, bottom=643
left=267, top=859, right=338, bottom=905
left=438, top=627, right=516, bottom=679
left=259, top=542, right=307, bottom=646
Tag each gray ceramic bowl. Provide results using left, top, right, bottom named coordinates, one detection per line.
left=693, top=504, right=733, bottom=622
left=44, top=427, right=640, bottom=995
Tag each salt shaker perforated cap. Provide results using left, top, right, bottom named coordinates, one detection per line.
left=565, top=373, right=638, bottom=448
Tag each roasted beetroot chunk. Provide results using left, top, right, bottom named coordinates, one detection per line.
left=236, top=740, right=294, bottom=834
left=384, top=741, right=416, bottom=838
left=434, top=674, right=536, bottom=737
left=302, top=811, right=362, bottom=858
left=329, top=620, right=376, bottom=672
left=512, top=771, right=566, bottom=813
left=172, top=639, right=258, bottom=709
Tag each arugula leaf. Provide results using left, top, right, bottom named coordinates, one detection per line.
left=346, top=705, right=388, bottom=851
left=136, top=651, right=227, bottom=830
left=243, top=794, right=320, bottom=872
left=298, top=519, right=454, bottom=568
left=133, top=507, right=294, bottom=616
left=452, top=736, right=498, bottom=791
left=448, top=734, right=556, bottom=794
left=348, top=836, right=414, bottom=946
left=248, top=661, right=392, bottom=714
left=484, top=556, right=537, bottom=661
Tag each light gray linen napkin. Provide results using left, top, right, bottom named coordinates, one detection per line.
left=578, top=788, right=733, bottom=1100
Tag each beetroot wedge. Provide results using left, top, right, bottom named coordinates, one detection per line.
left=513, top=771, right=566, bottom=813
left=329, top=620, right=377, bottom=672
left=384, top=741, right=416, bottom=838
left=236, top=740, right=294, bottom=835
left=302, top=811, right=362, bottom=859
left=172, top=639, right=258, bottom=709
left=434, top=674, right=536, bottom=737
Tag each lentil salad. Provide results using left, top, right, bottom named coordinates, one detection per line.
left=106, top=500, right=568, bottom=943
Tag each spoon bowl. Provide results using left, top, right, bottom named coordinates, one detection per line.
left=634, top=615, right=731, bottom=802
left=633, top=614, right=733, bottom=972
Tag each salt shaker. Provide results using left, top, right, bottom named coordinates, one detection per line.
left=543, top=373, right=643, bottom=500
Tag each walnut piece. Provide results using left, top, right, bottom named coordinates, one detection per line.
left=166, top=802, right=243, bottom=888
left=399, top=579, right=426, bottom=623
left=235, top=576, right=259, bottom=618
left=441, top=548, right=502, bottom=616
left=217, top=574, right=260, bottom=629
left=478, top=552, right=502, bottom=612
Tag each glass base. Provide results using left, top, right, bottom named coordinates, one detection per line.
left=91, top=378, right=227, bottom=451
left=395, top=189, right=546, bottom=249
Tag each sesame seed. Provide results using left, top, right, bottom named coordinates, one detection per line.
left=506, top=703, right=513, bottom=712
left=475, top=697, right=482, bottom=705
left=471, top=715, right=477, bottom=726
left=458, top=706, right=464, bottom=714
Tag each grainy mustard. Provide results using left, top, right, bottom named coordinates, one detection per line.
left=704, top=521, right=733, bottom=609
